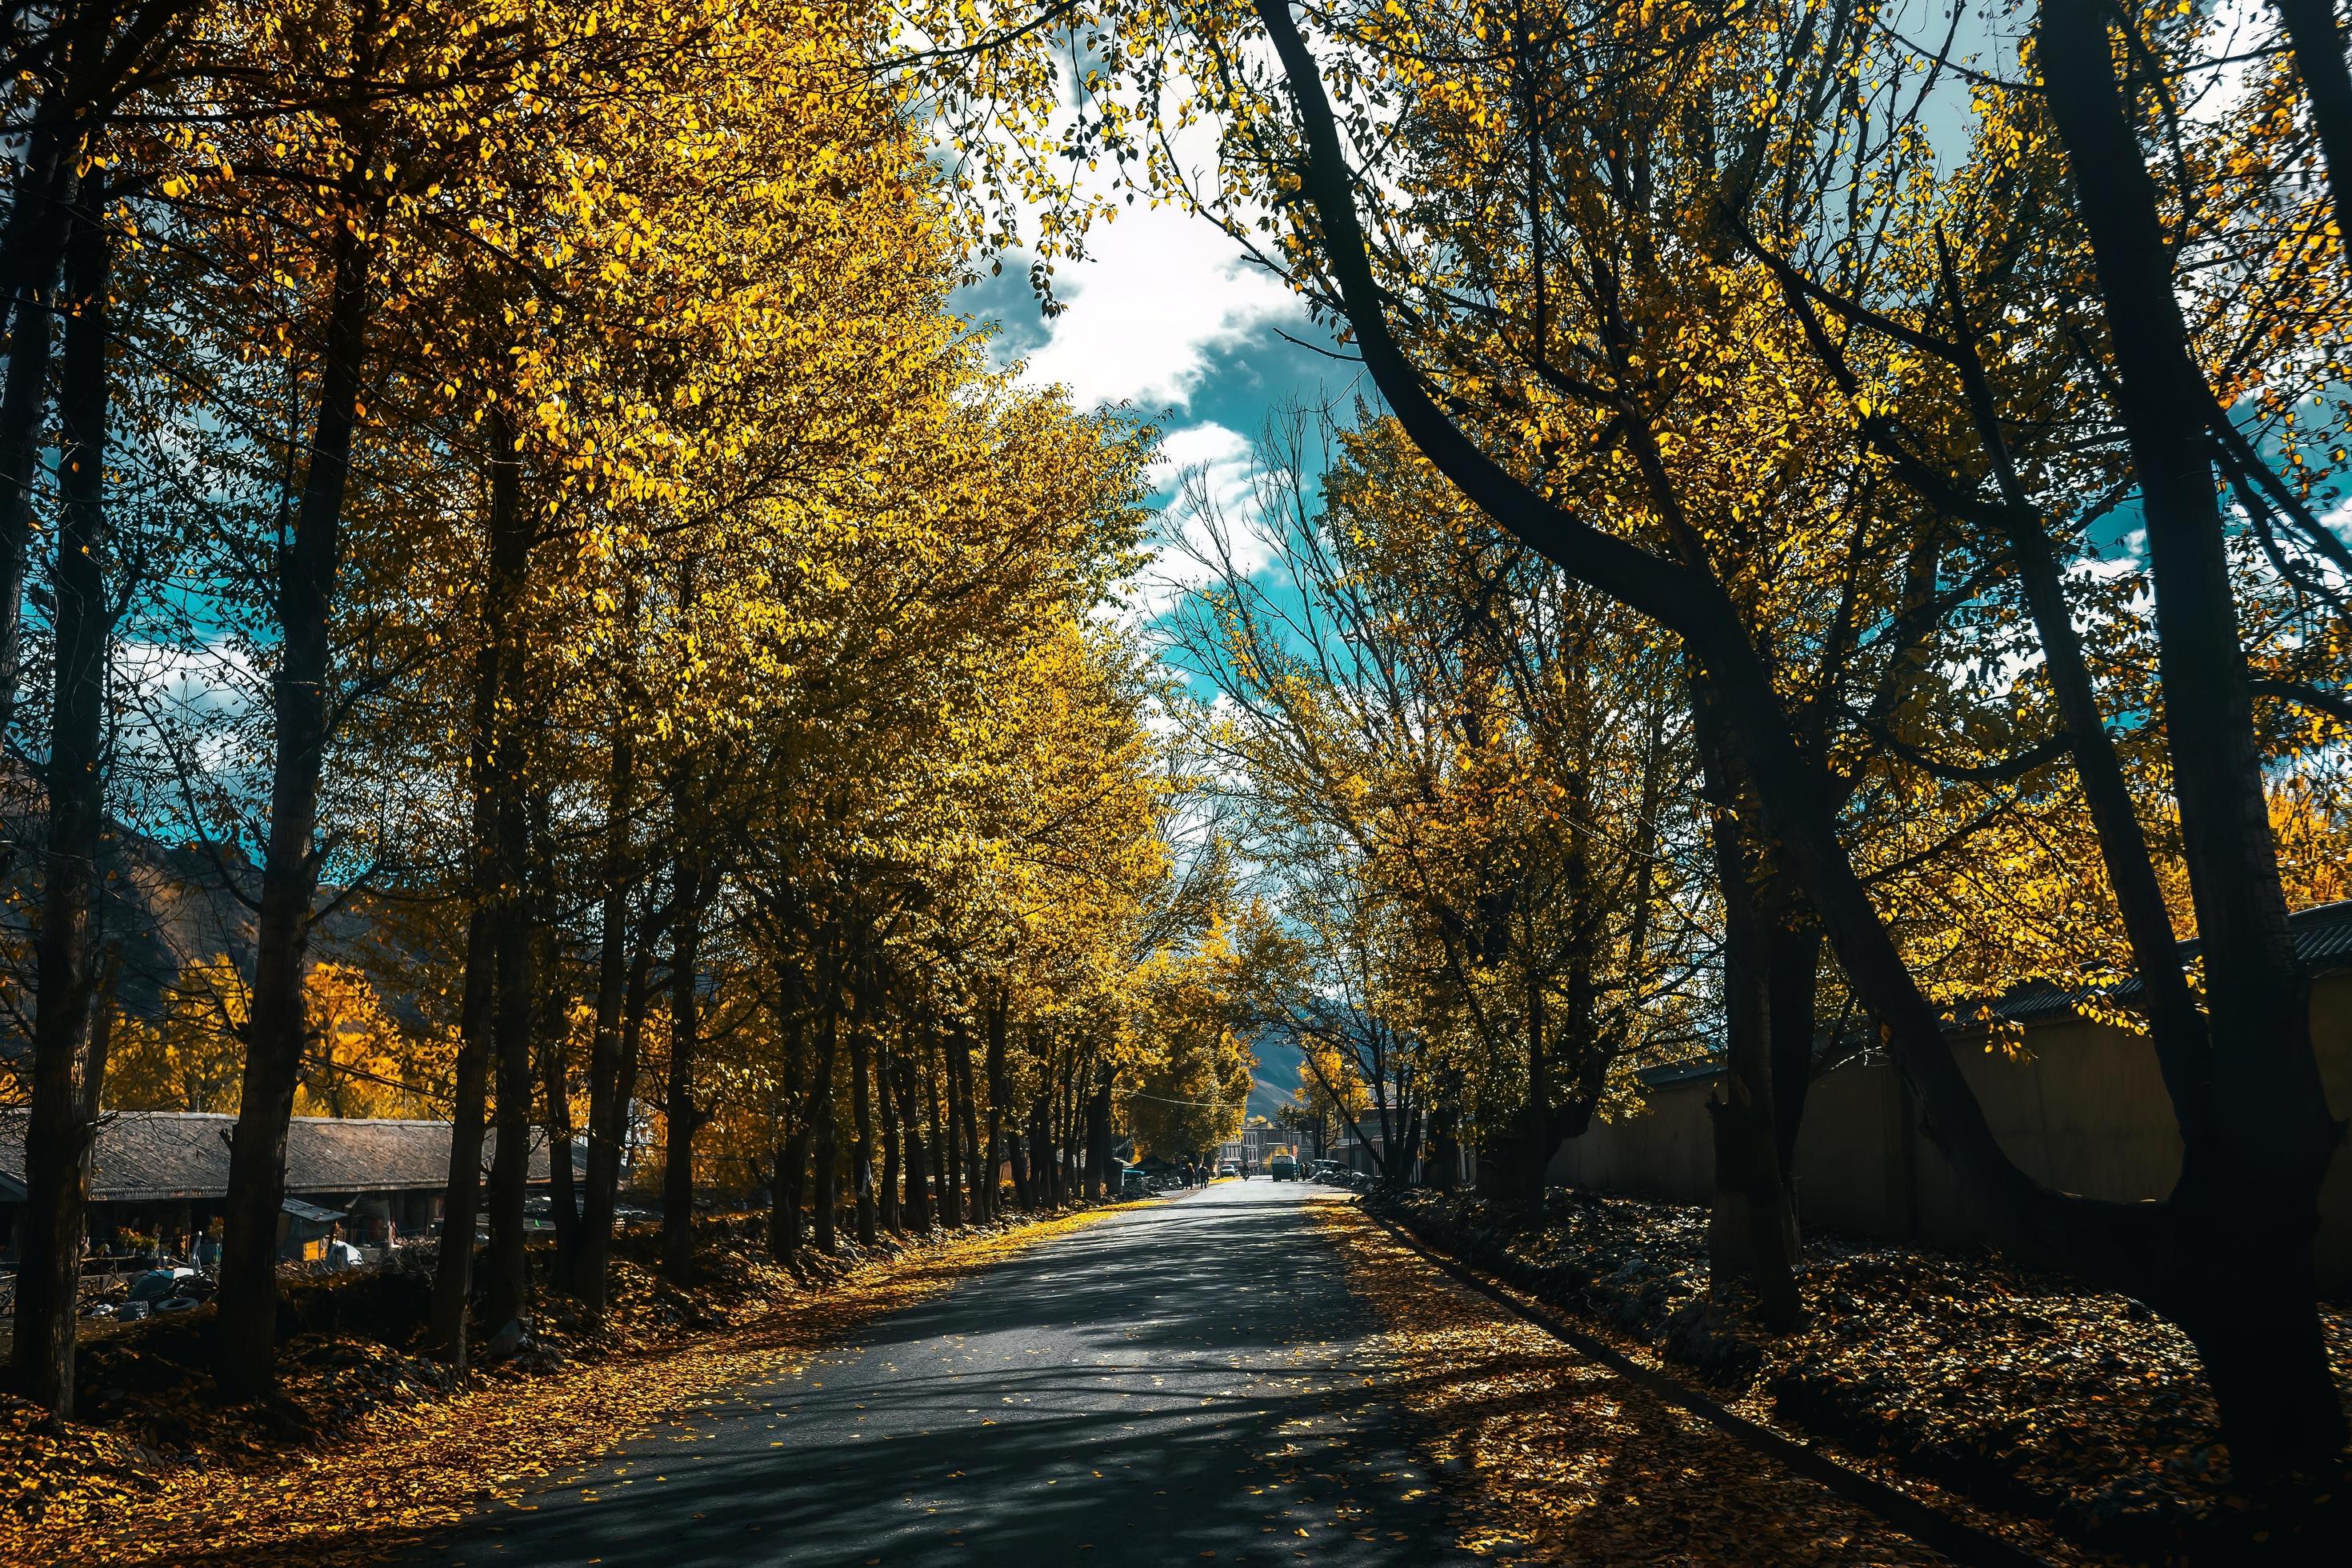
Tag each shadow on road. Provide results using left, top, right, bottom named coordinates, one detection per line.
left=411, top=1185, right=1464, bottom=1568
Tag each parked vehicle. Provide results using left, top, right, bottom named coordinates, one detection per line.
left=1217, top=1162, right=1238, bottom=1178
left=1269, top=1155, right=1298, bottom=1181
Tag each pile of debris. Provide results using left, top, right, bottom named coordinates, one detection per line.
left=74, top=1264, right=213, bottom=1326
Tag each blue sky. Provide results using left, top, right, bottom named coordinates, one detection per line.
left=957, top=199, right=1353, bottom=632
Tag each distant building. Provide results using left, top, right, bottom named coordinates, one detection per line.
left=0, top=1110, right=579, bottom=1263
left=1222, top=1126, right=1300, bottom=1167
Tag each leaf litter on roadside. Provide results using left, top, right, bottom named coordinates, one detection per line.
left=1366, top=1186, right=2352, bottom=1562
left=1312, top=1196, right=2086, bottom=1566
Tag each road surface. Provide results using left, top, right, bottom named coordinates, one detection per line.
left=414, top=1180, right=1466, bottom=1567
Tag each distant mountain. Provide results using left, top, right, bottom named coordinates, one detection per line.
left=1244, top=1026, right=1302, bottom=1122
left=3, top=806, right=435, bottom=1031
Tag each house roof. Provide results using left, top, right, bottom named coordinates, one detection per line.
left=0, top=1112, right=567, bottom=1205
left=1958, top=897, right=2352, bottom=1028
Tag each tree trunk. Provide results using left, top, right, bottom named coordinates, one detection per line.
left=482, top=778, right=536, bottom=1336
left=576, top=718, right=637, bottom=1322
left=427, top=398, right=530, bottom=1352
left=950, top=1031, right=978, bottom=1216
left=480, top=422, right=539, bottom=1336
left=214, top=220, right=373, bottom=1401
left=2272, top=0, right=2352, bottom=263
left=849, top=937, right=877, bottom=1247
left=952, top=1026, right=986, bottom=1219
left=1027, top=1093, right=1053, bottom=1208
left=849, top=1017, right=876, bottom=1246
left=1084, top=1069, right=1113, bottom=1200
left=530, top=793, right=578, bottom=1290
left=1428, top=1095, right=1462, bottom=1191
left=769, top=1143, right=798, bottom=1263
left=427, top=898, right=494, bottom=1361
left=933, top=1037, right=961, bottom=1226
left=615, top=942, right=650, bottom=1153
left=1766, top=916, right=1821, bottom=1182
left=2041, top=0, right=2348, bottom=1473
left=1491, top=970, right=1550, bottom=1202
left=538, top=967, right=578, bottom=1288
left=984, top=994, right=1010, bottom=1218
left=878, top=1034, right=902, bottom=1235
left=896, top=1054, right=933, bottom=1231
left=770, top=978, right=810, bottom=1263
left=8, top=169, right=113, bottom=1416
left=1702, top=857, right=1802, bottom=1330
left=1007, top=1120, right=1033, bottom=1212
left=659, top=852, right=704, bottom=1280
left=812, top=950, right=841, bottom=1254
left=1695, top=676, right=1802, bottom=1330
left=0, top=128, right=72, bottom=746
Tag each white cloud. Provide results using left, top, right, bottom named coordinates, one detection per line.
left=2076, top=527, right=2148, bottom=585
left=2186, top=0, right=2271, bottom=129
left=2322, top=498, right=2352, bottom=547
left=118, top=638, right=256, bottom=722
left=1158, top=420, right=1250, bottom=470
left=1014, top=204, right=1298, bottom=413
left=1116, top=419, right=1288, bottom=623
left=111, top=638, right=260, bottom=786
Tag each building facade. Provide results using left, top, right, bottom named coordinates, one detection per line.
left=0, top=1111, right=574, bottom=1265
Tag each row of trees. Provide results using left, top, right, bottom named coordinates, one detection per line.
left=1168, top=412, right=1715, bottom=1202
left=0, top=0, right=1253, bottom=1425
left=914, top=0, right=2352, bottom=1475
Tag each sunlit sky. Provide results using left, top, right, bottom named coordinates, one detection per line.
left=958, top=198, right=1350, bottom=629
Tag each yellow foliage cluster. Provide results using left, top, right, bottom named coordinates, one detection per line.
left=106, top=962, right=455, bottom=1121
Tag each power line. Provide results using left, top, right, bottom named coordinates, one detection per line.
left=1114, top=1086, right=1239, bottom=1110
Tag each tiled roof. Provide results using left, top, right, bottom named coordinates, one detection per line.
left=1970, top=898, right=2352, bottom=1026
left=0, top=1112, right=560, bottom=1204
left=2278, top=898, right=2352, bottom=970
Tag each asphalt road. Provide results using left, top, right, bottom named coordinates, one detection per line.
left=415, top=1180, right=1466, bottom=1567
